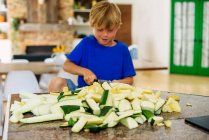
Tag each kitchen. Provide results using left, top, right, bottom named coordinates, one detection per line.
left=0, top=0, right=209, bottom=139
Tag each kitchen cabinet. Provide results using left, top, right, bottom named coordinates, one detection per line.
left=170, top=0, right=209, bottom=76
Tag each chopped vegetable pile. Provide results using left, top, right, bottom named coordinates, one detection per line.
left=10, top=82, right=181, bottom=133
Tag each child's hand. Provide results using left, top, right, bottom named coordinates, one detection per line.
left=83, top=69, right=97, bottom=85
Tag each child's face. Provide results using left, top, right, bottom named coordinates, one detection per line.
left=93, top=27, right=119, bottom=46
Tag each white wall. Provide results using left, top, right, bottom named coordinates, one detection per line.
left=112, top=0, right=171, bottom=67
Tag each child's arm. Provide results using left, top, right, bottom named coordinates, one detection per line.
left=112, top=77, right=134, bottom=85
left=63, top=60, right=97, bottom=85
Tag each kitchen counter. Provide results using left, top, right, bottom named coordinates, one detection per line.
left=3, top=92, right=209, bottom=140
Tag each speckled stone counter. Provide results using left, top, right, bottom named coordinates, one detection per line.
left=5, top=92, right=209, bottom=140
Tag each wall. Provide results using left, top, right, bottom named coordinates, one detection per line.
left=7, top=0, right=74, bottom=54
left=111, top=0, right=171, bottom=67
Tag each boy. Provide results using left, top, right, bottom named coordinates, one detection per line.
left=48, top=1, right=136, bottom=92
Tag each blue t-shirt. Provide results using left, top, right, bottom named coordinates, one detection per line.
left=66, top=36, right=136, bottom=87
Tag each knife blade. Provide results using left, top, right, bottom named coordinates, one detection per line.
left=94, top=79, right=111, bottom=84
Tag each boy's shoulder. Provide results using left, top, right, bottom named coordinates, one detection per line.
left=115, top=40, right=129, bottom=49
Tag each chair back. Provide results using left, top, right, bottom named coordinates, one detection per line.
left=3, top=70, right=41, bottom=100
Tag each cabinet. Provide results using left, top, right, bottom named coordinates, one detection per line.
left=73, top=0, right=102, bottom=37
left=170, top=0, right=209, bottom=76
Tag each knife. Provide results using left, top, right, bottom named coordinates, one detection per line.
left=94, top=79, right=111, bottom=84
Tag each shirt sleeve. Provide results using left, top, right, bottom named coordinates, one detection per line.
left=66, top=39, right=86, bottom=65
left=122, top=46, right=136, bottom=78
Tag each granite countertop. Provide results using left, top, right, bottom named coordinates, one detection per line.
left=5, top=92, right=209, bottom=140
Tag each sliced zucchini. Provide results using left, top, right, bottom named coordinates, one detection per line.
left=131, top=98, right=142, bottom=113
left=154, top=108, right=162, bottom=115
left=99, top=106, right=113, bottom=116
left=120, top=117, right=139, bottom=129
left=60, top=105, right=80, bottom=115
left=154, top=98, right=165, bottom=111
left=103, top=111, right=119, bottom=124
left=117, top=110, right=134, bottom=120
left=20, top=113, right=63, bottom=123
left=134, top=114, right=146, bottom=124
left=142, top=110, right=154, bottom=121
left=118, top=99, right=132, bottom=112
left=86, top=98, right=100, bottom=116
left=71, top=117, right=88, bottom=133
left=150, top=116, right=164, bottom=126
left=50, top=99, right=82, bottom=114
left=102, top=82, right=112, bottom=90
left=99, top=90, right=112, bottom=108
left=141, top=101, right=155, bottom=113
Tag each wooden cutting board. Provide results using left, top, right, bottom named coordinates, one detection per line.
left=5, top=92, right=209, bottom=140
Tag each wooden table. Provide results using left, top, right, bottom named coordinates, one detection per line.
left=0, top=62, right=59, bottom=75
left=2, top=92, right=209, bottom=140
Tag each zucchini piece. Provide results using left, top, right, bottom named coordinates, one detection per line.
left=57, top=92, right=65, bottom=101
left=113, top=100, right=120, bottom=108
left=154, top=108, right=162, bottom=115
left=32, top=103, right=52, bottom=116
left=134, top=114, right=146, bottom=124
left=99, top=106, right=113, bottom=116
left=99, top=90, right=112, bottom=108
left=164, top=120, right=172, bottom=127
left=71, top=117, right=88, bottom=133
left=107, top=121, right=119, bottom=128
left=101, top=82, right=112, bottom=90
left=71, top=89, right=81, bottom=95
left=10, top=112, right=24, bottom=123
left=68, top=118, right=78, bottom=126
left=131, top=98, right=142, bottom=113
left=118, top=99, right=132, bottom=112
left=50, top=99, right=82, bottom=114
left=120, top=117, right=139, bottom=129
left=150, top=116, right=164, bottom=126
left=154, top=98, right=165, bottom=111
left=60, top=105, right=80, bottom=115
left=103, top=112, right=119, bottom=124
left=86, top=98, right=100, bottom=116
left=13, top=100, right=43, bottom=114
left=84, top=123, right=108, bottom=133
left=141, top=101, right=155, bottom=113
left=142, top=110, right=154, bottom=121
left=84, top=124, right=101, bottom=133
left=117, top=110, right=134, bottom=120
left=20, top=113, right=63, bottom=123
left=59, top=95, right=78, bottom=102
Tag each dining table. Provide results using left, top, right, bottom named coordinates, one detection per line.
left=0, top=62, right=59, bottom=75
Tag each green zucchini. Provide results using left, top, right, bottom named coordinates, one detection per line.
left=60, top=105, right=80, bottom=115
left=99, top=106, right=113, bottom=116
left=99, top=90, right=112, bottom=108
left=142, top=110, right=154, bottom=121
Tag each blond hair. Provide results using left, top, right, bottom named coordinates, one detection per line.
left=89, top=1, right=122, bottom=30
